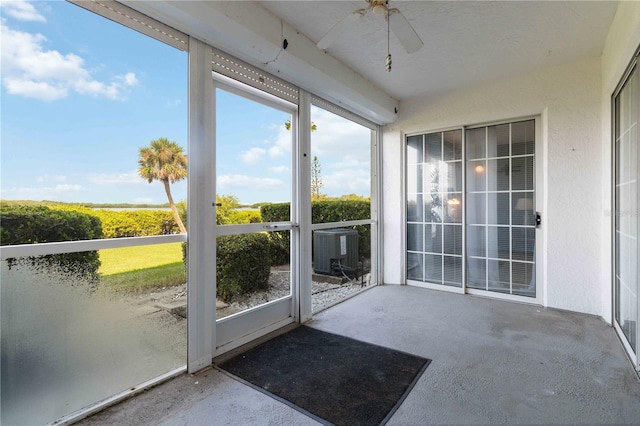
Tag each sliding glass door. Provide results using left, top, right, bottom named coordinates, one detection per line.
left=406, top=119, right=541, bottom=303
left=614, top=57, right=639, bottom=369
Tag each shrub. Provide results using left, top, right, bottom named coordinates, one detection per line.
left=216, top=233, right=270, bottom=302
left=260, top=202, right=290, bottom=223
left=260, top=200, right=371, bottom=264
left=260, top=203, right=290, bottom=265
left=266, top=231, right=290, bottom=266
left=227, top=209, right=261, bottom=224
left=0, top=204, right=103, bottom=283
left=179, top=201, right=268, bottom=289
left=52, top=205, right=179, bottom=238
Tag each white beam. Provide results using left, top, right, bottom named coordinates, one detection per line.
left=121, top=0, right=398, bottom=124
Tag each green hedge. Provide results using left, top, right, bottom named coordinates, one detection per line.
left=216, top=233, right=271, bottom=302
left=98, top=209, right=178, bottom=237
left=227, top=209, right=261, bottom=225
left=181, top=233, right=271, bottom=302
left=261, top=200, right=371, bottom=264
left=260, top=202, right=290, bottom=222
left=0, top=205, right=102, bottom=282
left=260, top=203, right=290, bottom=265
left=266, top=230, right=290, bottom=266
left=53, top=205, right=179, bottom=237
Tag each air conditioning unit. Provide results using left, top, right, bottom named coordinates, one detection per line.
left=314, top=228, right=358, bottom=276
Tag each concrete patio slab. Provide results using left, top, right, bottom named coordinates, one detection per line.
left=78, top=285, right=640, bottom=425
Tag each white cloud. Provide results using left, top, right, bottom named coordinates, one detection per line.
left=327, top=157, right=370, bottom=170
left=269, top=166, right=289, bottom=173
left=316, top=156, right=371, bottom=196
left=123, top=72, right=138, bottom=86
left=323, top=168, right=370, bottom=196
left=36, top=174, right=67, bottom=183
left=310, top=107, right=371, bottom=158
left=240, top=147, right=266, bottom=165
left=3, top=77, right=67, bottom=100
left=74, top=79, right=120, bottom=99
left=0, top=183, right=83, bottom=200
left=0, top=0, right=46, bottom=22
left=89, top=171, right=143, bottom=185
left=218, top=174, right=283, bottom=190
left=0, top=20, right=138, bottom=101
left=305, top=107, right=373, bottom=198
left=268, top=127, right=292, bottom=158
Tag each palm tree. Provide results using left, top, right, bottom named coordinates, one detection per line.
left=138, top=138, right=187, bottom=233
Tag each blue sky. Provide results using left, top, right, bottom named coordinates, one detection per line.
left=1, top=0, right=371, bottom=205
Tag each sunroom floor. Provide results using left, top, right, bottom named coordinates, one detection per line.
left=79, top=285, right=640, bottom=425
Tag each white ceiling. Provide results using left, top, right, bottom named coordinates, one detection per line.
left=259, top=1, right=619, bottom=101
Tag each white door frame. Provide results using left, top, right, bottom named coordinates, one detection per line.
left=403, top=116, right=545, bottom=306
left=187, top=43, right=384, bottom=367
left=611, top=49, right=640, bottom=370
left=211, top=77, right=299, bottom=356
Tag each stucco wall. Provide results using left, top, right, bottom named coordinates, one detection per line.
left=383, top=56, right=604, bottom=317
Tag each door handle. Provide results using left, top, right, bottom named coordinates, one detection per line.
left=264, top=223, right=298, bottom=230
left=535, top=212, right=542, bottom=228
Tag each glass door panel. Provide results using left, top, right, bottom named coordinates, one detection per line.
left=406, top=130, right=463, bottom=288
left=614, top=63, right=639, bottom=363
left=465, top=120, right=537, bottom=298
left=214, top=85, right=295, bottom=350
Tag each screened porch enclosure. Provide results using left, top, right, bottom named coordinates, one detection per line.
left=0, top=2, right=382, bottom=424
left=2, top=0, right=640, bottom=424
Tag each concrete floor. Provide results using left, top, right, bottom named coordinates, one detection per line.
left=79, top=285, right=640, bottom=425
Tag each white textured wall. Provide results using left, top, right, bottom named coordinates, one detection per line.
left=599, top=1, right=640, bottom=324
left=383, top=56, right=605, bottom=317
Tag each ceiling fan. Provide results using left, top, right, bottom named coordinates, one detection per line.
left=317, top=0, right=423, bottom=71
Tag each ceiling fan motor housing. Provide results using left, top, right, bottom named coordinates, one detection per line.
left=372, top=0, right=388, bottom=16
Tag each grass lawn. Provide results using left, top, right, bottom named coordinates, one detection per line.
left=99, top=243, right=183, bottom=275
left=99, top=243, right=185, bottom=292
left=101, top=262, right=186, bottom=293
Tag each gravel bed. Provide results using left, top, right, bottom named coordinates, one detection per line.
left=132, top=269, right=371, bottom=319
left=218, top=270, right=371, bottom=318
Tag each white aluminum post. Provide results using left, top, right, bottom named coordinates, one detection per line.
left=378, top=127, right=384, bottom=284
left=187, top=37, right=215, bottom=373
left=298, top=90, right=313, bottom=322
left=373, top=126, right=382, bottom=285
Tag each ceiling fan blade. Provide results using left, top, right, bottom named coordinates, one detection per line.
left=388, top=9, right=424, bottom=54
left=317, top=9, right=365, bottom=50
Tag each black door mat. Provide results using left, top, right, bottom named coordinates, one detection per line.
left=216, top=326, right=431, bottom=426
